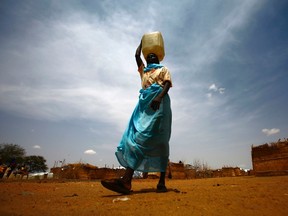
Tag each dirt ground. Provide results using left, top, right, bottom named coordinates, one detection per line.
left=1, top=176, right=288, bottom=216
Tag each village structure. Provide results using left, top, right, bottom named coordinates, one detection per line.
left=46, top=139, right=288, bottom=180
left=251, top=139, right=288, bottom=176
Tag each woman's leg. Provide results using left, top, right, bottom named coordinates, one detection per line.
left=157, top=172, right=168, bottom=192
left=121, top=167, right=134, bottom=190
left=159, top=172, right=166, bottom=185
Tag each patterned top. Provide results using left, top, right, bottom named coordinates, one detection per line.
left=138, top=64, right=173, bottom=89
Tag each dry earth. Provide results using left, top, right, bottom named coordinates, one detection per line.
left=1, top=176, right=288, bottom=216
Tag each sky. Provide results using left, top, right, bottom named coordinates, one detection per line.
left=0, top=0, right=288, bottom=170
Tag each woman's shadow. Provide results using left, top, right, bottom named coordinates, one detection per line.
left=102, top=188, right=182, bottom=197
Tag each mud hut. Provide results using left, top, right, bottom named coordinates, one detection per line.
left=251, top=140, right=288, bottom=176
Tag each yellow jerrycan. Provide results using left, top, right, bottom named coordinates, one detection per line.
left=142, top=31, right=165, bottom=61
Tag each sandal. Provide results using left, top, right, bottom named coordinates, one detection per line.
left=101, top=179, right=131, bottom=194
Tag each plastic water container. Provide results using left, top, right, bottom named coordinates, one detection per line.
left=142, top=31, right=165, bottom=61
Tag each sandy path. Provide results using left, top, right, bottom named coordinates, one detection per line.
left=1, top=176, right=287, bottom=216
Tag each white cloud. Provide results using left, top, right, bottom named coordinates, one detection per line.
left=209, top=84, right=218, bottom=91
left=84, top=149, right=96, bottom=155
left=262, top=128, right=280, bottom=136
left=219, top=88, right=225, bottom=94
left=208, top=84, right=225, bottom=95
left=33, top=145, right=41, bottom=149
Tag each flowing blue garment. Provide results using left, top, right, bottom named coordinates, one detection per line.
left=115, top=83, right=172, bottom=172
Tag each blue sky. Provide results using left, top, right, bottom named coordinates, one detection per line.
left=0, top=0, right=287, bottom=170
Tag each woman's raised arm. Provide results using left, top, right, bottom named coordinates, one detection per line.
left=135, top=41, right=143, bottom=68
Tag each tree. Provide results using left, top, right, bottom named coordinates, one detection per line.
left=192, top=159, right=201, bottom=171
left=0, top=143, right=48, bottom=173
left=0, top=143, right=26, bottom=165
left=192, top=159, right=210, bottom=171
left=24, top=155, right=48, bottom=173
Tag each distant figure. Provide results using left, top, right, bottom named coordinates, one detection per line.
left=101, top=39, right=172, bottom=194
left=0, top=165, right=7, bottom=178
left=6, top=158, right=17, bottom=178
left=13, top=165, right=29, bottom=179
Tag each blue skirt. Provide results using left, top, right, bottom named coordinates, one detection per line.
left=115, top=83, right=172, bottom=172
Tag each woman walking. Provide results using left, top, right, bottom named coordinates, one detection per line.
left=101, top=37, right=172, bottom=194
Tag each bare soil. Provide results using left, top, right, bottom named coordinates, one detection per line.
left=1, top=176, right=288, bottom=216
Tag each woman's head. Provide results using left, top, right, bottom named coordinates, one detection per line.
left=146, top=53, right=159, bottom=64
